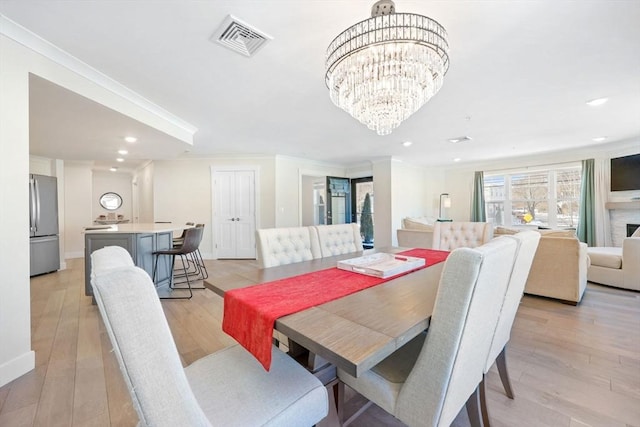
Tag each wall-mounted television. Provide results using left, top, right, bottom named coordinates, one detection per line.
left=610, top=153, right=640, bottom=191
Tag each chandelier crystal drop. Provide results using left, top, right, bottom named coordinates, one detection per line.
left=325, top=0, right=449, bottom=136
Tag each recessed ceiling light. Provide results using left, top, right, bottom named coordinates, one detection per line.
left=118, top=149, right=128, bottom=155
left=586, top=97, right=608, bottom=107
left=109, top=167, right=118, bottom=172
left=124, top=136, right=137, bottom=143
left=592, top=136, right=607, bottom=142
left=453, top=158, right=461, bottom=162
left=448, top=136, right=472, bottom=143
left=402, top=141, right=412, bottom=147
left=116, top=158, right=124, bottom=162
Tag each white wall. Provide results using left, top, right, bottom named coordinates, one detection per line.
left=0, top=34, right=34, bottom=387
left=64, top=163, right=93, bottom=258
left=372, top=159, right=393, bottom=247
left=276, top=156, right=346, bottom=228
left=92, top=171, right=133, bottom=221
left=134, top=162, right=155, bottom=223
left=301, top=175, right=316, bottom=226
left=151, top=156, right=277, bottom=258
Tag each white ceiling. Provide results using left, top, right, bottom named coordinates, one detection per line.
left=2, top=1, right=640, bottom=170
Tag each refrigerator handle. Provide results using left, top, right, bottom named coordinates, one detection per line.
left=34, top=178, right=41, bottom=232
left=29, top=178, right=37, bottom=232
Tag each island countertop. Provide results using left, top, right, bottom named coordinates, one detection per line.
left=83, top=223, right=192, bottom=234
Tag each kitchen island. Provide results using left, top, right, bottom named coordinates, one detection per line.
left=84, top=223, right=192, bottom=296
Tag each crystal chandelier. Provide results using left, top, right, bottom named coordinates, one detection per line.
left=325, top=0, right=450, bottom=136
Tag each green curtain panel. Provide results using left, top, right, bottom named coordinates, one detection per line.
left=577, top=159, right=595, bottom=246
left=471, top=171, right=486, bottom=222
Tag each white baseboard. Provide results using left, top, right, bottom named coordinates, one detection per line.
left=0, top=350, right=35, bottom=387
left=65, top=251, right=84, bottom=259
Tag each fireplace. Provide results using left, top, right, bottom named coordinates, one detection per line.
left=628, top=224, right=640, bottom=237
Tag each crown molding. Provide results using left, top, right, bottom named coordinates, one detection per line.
left=0, top=15, right=197, bottom=139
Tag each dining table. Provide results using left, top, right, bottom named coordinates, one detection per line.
left=205, top=247, right=446, bottom=380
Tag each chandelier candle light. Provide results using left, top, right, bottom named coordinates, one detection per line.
left=325, top=0, right=450, bottom=135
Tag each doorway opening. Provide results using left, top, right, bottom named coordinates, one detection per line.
left=351, top=177, right=374, bottom=249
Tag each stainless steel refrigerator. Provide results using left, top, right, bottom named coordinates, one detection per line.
left=29, top=174, right=60, bottom=276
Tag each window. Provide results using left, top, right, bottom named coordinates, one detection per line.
left=484, top=164, right=581, bottom=229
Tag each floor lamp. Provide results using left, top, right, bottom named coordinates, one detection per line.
left=439, top=193, right=452, bottom=221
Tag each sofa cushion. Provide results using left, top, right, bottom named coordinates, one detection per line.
left=402, top=217, right=434, bottom=231
left=587, top=247, right=622, bottom=269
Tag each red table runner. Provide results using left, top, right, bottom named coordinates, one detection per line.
left=222, top=248, right=449, bottom=370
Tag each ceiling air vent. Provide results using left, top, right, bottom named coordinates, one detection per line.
left=211, top=15, right=273, bottom=57
left=447, top=136, right=473, bottom=143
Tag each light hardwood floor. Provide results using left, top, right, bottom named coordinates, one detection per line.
left=0, top=258, right=638, bottom=427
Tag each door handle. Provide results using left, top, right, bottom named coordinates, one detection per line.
left=34, top=179, right=41, bottom=232
left=235, top=217, right=240, bottom=221
left=29, top=178, right=36, bottom=231
left=229, top=218, right=236, bottom=221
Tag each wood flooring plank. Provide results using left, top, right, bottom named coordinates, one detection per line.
left=98, top=324, right=137, bottom=427
left=0, top=382, right=9, bottom=413
left=0, top=402, right=38, bottom=427
left=33, top=284, right=80, bottom=427
left=30, top=289, right=65, bottom=368
left=73, top=302, right=109, bottom=425
left=0, top=365, right=46, bottom=415
left=517, top=368, right=640, bottom=426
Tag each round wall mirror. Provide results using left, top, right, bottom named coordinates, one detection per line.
left=99, top=192, right=122, bottom=210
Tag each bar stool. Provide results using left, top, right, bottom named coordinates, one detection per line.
left=172, top=222, right=195, bottom=247
left=153, top=226, right=204, bottom=299
left=173, top=223, right=208, bottom=281
left=191, top=224, right=209, bottom=280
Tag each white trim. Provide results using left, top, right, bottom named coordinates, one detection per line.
left=298, top=169, right=327, bottom=225
left=0, top=350, right=35, bottom=388
left=65, top=251, right=84, bottom=259
left=0, top=15, right=197, bottom=139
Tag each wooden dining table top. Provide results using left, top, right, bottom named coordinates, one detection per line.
left=204, top=247, right=444, bottom=377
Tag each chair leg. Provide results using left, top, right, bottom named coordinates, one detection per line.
left=195, top=248, right=208, bottom=279
left=171, top=252, right=205, bottom=289
left=465, top=385, right=484, bottom=427
left=338, top=381, right=373, bottom=427
left=480, top=375, right=491, bottom=427
left=496, top=345, right=514, bottom=399
left=159, top=255, right=193, bottom=300
left=337, top=381, right=345, bottom=424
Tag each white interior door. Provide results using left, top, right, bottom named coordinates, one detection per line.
left=212, top=169, right=257, bottom=259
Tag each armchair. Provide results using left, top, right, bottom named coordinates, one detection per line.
left=587, top=236, right=640, bottom=291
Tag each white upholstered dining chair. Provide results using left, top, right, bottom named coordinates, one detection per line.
left=90, top=250, right=328, bottom=427
left=313, top=223, right=363, bottom=257
left=256, top=226, right=322, bottom=268
left=337, top=237, right=518, bottom=427
left=480, top=230, right=540, bottom=426
left=431, top=221, right=494, bottom=250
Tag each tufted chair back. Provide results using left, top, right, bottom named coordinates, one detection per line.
left=313, top=223, right=364, bottom=257
left=256, top=227, right=321, bottom=268
left=432, top=221, right=494, bottom=251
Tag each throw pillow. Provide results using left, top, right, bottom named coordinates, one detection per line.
left=632, top=226, right=640, bottom=238
left=403, top=217, right=434, bottom=231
